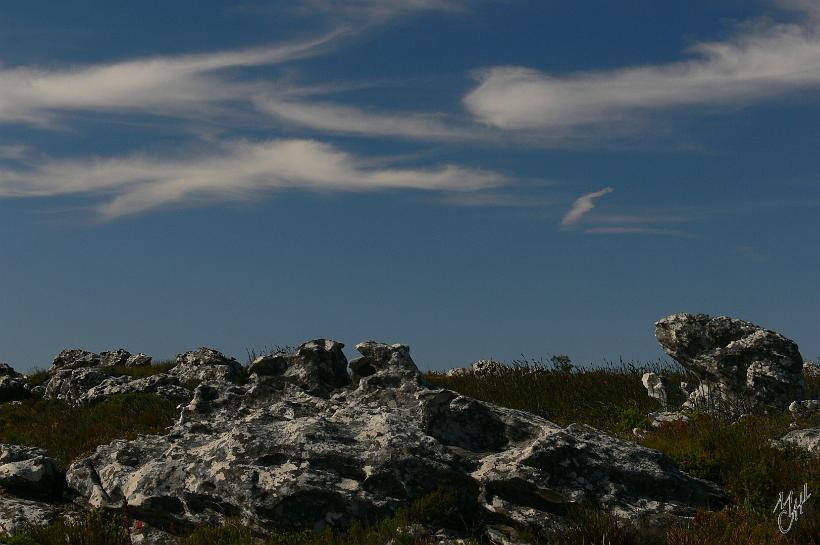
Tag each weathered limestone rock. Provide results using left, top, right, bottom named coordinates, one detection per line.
left=65, top=339, right=726, bottom=541
left=77, top=373, right=192, bottom=406
left=43, top=367, right=109, bottom=403
left=0, top=444, right=63, bottom=500
left=774, top=428, right=820, bottom=457
left=169, top=347, right=244, bottom=385
left=100, top=349, right=132, bottom=367
left=48, top=349, right=100, bottom=373
left=647, top=412, right=692, bottom=429
left=655, top=313, right=805, bottom=415
left=446, top=360, right=506, bottom=378
left=126, top=353, right=153, bottom=367
left=249, top=340, right=350, bottom=395
left=0, top=493, right=61, bottom=535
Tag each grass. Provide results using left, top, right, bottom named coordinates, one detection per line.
left=102, top=360, right=177, bottom=379
left=424, top=357, right=689, bottom=436
left=1, top=509, right=128, bottom=545
left=0, top=393, right=178, bottom=465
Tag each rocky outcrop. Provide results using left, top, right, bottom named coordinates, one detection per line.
left=654, top=314, right=805, bottom=415
left=100, top=349, right=132, bottom=367
left=48, top=349, right=101, bottom=373
left=43, top=367, right=110, bottom=403
left=63, top=339, right=726, bottom=541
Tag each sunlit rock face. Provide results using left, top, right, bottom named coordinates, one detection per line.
left=58, top=338, right=726, bottom=541
left=655, top=313, right=805, bottom=415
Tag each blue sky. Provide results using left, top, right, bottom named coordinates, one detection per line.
left=1, top=0, right=820, bottom=372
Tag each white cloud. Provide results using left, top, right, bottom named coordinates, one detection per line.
left=0, top=139, right=508, bottom=218
left=0, top=144, right=31, bottom=160
left=255, top=97, right=489, bottom=142
left=464, top=16, right=820, bottom=130
left=0, top=33, right=340, bottom=126
left=560, top=187, right=613, bottom=230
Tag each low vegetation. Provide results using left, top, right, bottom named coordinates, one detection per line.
left=103, top=360, right=177, bottom=379
left=0, top=393, right=177, bottom=464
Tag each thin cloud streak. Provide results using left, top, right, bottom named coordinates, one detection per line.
left=255, top=97, right=490, bottom=142
left=0, top=139, right=509, bottom=219
left=0, top=32, right=343, bottom=126
left=560, top=187, right=614, bottom=230
left=464, top=16, right=820, bottom=130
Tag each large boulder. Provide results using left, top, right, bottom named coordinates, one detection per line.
left=168, top=347, right=244, bottom=385
left=654, top=314, right=805, bottom=415
left=66, top=339, right=726, bottom=541
left=0, top=444, right=63, bottom=500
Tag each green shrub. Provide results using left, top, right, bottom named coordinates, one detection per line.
left=0, top=393, right=177, bottom=464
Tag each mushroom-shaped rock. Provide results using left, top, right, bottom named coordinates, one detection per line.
left=283, top=339, right=349, bottom=396
left=169, top=347, right=244, bottom=385
left=351, top=341, right=419, bottom=381
left=48, top=348, right=100, bottom=373
left=655, top=313, right=804, bottom=414
left=99, top=348, right=132, bottom=367
left=0, top=444, right=63, bottom=500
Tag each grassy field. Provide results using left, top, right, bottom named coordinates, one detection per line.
left=1, top=359, right=818, bottom=544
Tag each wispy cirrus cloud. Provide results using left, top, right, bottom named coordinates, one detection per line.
left=0, top=139, right=508, bottom=219
left=463, top=15, right=820, bottom=131
left=255, top=97, right=490, bottom=142
left=0, top=32, right=341, bottom=126
left=560, top=187, right=614, bottom=230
